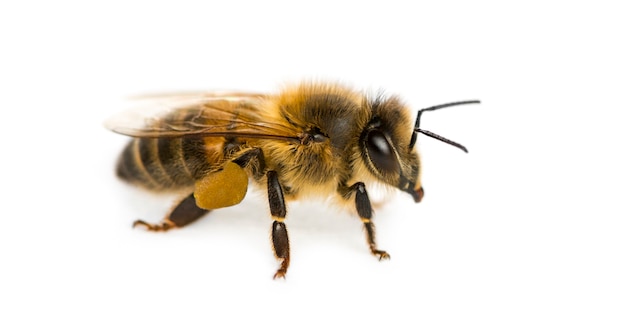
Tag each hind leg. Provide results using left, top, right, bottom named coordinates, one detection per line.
left=133, top=193, right=210, bottom=231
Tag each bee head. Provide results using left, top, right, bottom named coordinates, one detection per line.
left=360, top=97, right=479, bottom=202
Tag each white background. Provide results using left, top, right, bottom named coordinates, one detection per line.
left=1, top=1, right=625, bottom=324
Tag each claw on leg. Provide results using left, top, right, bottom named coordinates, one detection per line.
left=371, top=248, right=390, bottom=261
left=273, top=265, right=287, bottom=279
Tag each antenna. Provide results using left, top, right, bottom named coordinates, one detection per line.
left=408, top=100, right=480, bottom=152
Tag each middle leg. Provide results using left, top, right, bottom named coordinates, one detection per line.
left=267, top=170, right=290, bottom=279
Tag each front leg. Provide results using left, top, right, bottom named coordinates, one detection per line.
left=343, top=182, right=390, bottom=260
left=267, top=170, right=290, bottom=279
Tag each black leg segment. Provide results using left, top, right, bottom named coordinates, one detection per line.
left=272, top=220, right=290, bottom=279
left=267, top=171, right=286, bottom=220
left=267, top=170, right=290, bottom=279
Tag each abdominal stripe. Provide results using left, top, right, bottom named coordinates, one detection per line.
left=117, top=136, right=212, bottom=189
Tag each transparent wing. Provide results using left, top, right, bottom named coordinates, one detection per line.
left=105, top=92, right=299, bottom=141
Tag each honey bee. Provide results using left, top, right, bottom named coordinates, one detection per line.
left=107, top=82, right=479, bottom=279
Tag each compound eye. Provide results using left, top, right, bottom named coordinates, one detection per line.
left=365, top=130, right=401, bottom=175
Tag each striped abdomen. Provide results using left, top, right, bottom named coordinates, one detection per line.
left=116, top=136, right=219, bottom=190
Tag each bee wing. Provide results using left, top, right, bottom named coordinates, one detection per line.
left=105, top=92, right=299, bottom=141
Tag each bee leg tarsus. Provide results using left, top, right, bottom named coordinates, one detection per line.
left=364, top=222, right=390, bottom=261
left=273, top=268, right=287, bottom=280
left=132, top=193, right=209, bottom=232
left=132, top=219, right=175, bottom=231
left=271, top=220, right=290, bottom=279
left=371, top=249, right=390, bottom=261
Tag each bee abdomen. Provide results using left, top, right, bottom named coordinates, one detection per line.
left=116, top=137, right=212, bottom=190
